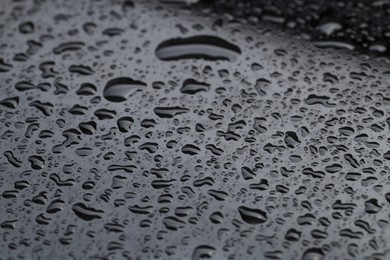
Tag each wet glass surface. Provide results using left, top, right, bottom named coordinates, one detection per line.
left=1, top=0, right=390, bottom=259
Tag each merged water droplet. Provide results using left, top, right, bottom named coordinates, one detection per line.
left=72, top=203, right=104, bottom=221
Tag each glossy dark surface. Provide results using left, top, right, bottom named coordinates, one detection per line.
left=1, top=0, right=390, bottom=259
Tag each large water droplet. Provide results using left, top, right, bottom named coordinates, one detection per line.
left=180, top=79, right=210, bottom=94
left=103, top=77, right=146, bottom=102
left=238, top=206, right=268, bottom=224
left=156, top=35, right=241, bottom=61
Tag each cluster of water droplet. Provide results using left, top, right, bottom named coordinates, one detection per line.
left=1, top=0, right=390, bottom=259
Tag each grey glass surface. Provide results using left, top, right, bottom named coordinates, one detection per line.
left=1, top=0, right=390, bottom=259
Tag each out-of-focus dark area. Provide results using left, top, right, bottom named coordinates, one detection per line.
left=194, top=0, right=390, bottom=55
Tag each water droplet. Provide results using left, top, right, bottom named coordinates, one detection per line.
left=156, top=35, right=241, bottom=61
left=103, top=77, right=146, bottom=102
